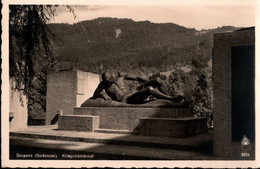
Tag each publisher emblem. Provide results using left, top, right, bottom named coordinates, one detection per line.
left=241, top=135, right=251, bottom=157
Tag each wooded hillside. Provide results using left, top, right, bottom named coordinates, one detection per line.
left=48, top=17, right=238, bottom=73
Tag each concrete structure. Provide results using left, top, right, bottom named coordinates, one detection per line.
left=46, top=70, right=100, bottom=125
left=213, top=27, right=255, bottom=159
left=139, top=117, right=207, bottom=138
left=59, top=106, right=207, bottom=138
left=58, top=115, right=100, bottom=132
left=9, top=79, right=28, bottom=129
left=74, top=107, right=193, bottom=131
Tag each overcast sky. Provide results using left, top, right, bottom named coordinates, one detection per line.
left=50, top=5, right=255, bottom=30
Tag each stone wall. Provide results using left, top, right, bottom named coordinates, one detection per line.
left=213, top=27, right=255, bottom=159
left=46, top=70, right=99, bottom=125
left=9, top=79, right=28, bottom=129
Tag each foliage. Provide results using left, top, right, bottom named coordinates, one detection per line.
left=9, top=5, right=75, bottom=118
left=10, top=5, right=56, bottom=92
left=165, top=61, right=213, bottom=128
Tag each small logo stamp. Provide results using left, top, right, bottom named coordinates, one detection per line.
left=241, top=135, right=251, bottom=157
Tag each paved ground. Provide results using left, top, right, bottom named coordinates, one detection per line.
left=10, top=125, right=215, bottom=160
left=10, top=136, right=214, bottom=160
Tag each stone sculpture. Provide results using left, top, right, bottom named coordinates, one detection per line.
left=81, top=72, right=185, bottom=108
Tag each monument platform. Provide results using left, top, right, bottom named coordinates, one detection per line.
left=10, top=125, right=214, bottom=160
left=74, top=107, right=193, bottom=131
left=139, top=117, right=207, bottom=138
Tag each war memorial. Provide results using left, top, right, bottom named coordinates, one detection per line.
left=9, top=27, right=255, bottom=161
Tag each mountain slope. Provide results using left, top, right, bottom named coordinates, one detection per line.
left=48, top=17, right=238, bottom=73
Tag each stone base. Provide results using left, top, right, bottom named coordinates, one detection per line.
left=58, top=115, right=100, bottom=132
left=139, top=117, right=207, bottom=138
left=74, top=107, right=193, bottom=131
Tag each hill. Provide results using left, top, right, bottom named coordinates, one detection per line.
left=48, top=17, right=238, bottom=73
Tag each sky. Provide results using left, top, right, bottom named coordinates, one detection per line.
left=50, top=5, right=255, bottom=30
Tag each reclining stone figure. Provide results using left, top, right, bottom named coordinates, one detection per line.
left=91, top=72, right=183, bottom=104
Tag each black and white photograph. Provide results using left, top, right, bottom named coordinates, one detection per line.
left=2, top=0, right=259, bottom=168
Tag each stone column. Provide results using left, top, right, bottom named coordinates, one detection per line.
left=46, top=70, right=100, bottom=125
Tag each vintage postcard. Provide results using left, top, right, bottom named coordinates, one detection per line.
left=2, top=0, right=259, bottom=168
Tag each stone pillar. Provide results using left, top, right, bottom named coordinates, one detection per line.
left=213, top=27, right=255, bottom=159
left=46, top=70, right=100, bottom=125
left=9, top=79, right=28, bottom=129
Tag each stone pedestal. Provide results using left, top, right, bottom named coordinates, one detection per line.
left=46, top=70, right=100, bottom=125
left=58, top=115, right=100, bottom=132
left=74, top=107, right=193, bottom=131
left=139, top=117, right=207, bottom=138
left=213, top=27, right=255, bottom=159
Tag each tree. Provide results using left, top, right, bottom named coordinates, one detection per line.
left=166, top=62, right=213, bottom=129
left=10, top=5, right=55, bottom=92
left=9, top=5, right=75, bottom=118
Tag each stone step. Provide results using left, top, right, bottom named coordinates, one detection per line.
left=58, top=115, right=136, bottom=134
left=10, top=126, right=213, bottom=154
left=139, top=117, right=207, bottom=138
left=58, top=115, right=99, bottom=132
left=10, top=136, right=215, bottom=160
left=95, top=128, right=136, bottom=134
left=74, top=107, right=193, bottom=130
